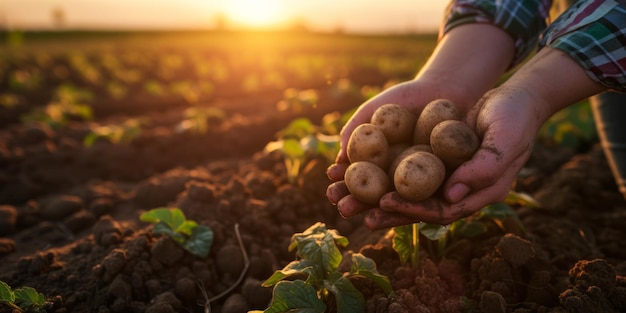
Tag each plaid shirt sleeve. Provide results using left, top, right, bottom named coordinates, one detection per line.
left=442, top=0, right=553, bottom=68
left=540, top=1, right=626, bottom=91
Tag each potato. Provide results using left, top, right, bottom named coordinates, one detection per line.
left=370, top=103, right=417, bottom=144
left=414, top=99, right=462, bottom=145
left=344, top=161, right=390, bottom=205
left=430, top=120, right=479, bottom=171
left=388, top=143, right=411, bottom=162
left=394, top=151, right=446, bottom=202
left=388, top=144, right=433, bottom=180
left=347, top=123, right=390, bottom=169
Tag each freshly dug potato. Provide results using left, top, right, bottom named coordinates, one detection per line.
left=370, top=103, right=417, bottom=144
left=414, top=99, right=462, bottom=145
left=430, top=120, right=479, bottom=171
left=394, top=151, right=446, bottom=202
left=344, top=161, right=390, bottom=205
left=388, top=143, right=411, bottom=162
left=347, top=123, right=390, bottom=169
left=388, top=144, right=433, bottom=180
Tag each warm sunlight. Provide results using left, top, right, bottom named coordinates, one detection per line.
left=223, top=0, right=285, bottom=28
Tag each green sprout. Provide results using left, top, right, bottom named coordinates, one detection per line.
left=392, top=191, right=532, bottom=265
left=139, top=207, right=214, bottom=258
left=537, top=99, right=596, bottom=149
left=83, top=118, right=147, bottom=147
left=20, top=84, right=93, bottom=128
left=264, top=111, right=355, bottom=185
left=275, top=88, right=319, bottom=113
left=255, top=222, right=392, bottom=313
left=175, top=107, right=225, bottom=134
left=0, top=281, right=50, bottom=313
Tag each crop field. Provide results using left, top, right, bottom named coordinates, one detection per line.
left=0, top=30, right=624, bottom=313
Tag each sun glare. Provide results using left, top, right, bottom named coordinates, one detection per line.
left=223, top=0, right=284, bottom=28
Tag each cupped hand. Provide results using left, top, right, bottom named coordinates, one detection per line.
left=325, top=78, right=472, bottom=216
left=361, top=86, right=546, bottom=230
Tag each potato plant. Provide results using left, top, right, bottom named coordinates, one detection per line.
left=392, top=190, right=532, bottom=265
left=83, top=118, right=147, bottom=147
left=139, top=207, right=214, bottom=258
left=264, top=111, right=354, bottom=184
left=175, top=106, right=226, bottom=134
left=253, top=222, right=392, bottom=313
left=0, top=281, right=50, bottom=313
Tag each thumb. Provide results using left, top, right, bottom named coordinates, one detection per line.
left=442, top=142, right=529, bottom=204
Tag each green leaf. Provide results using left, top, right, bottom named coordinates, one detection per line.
left=264, top=280, right=326, bottom=313
left=292, top=231, right=344, bottom=277
left=282, top=139, right=305, bottom=159
left=140, top=208, right=213, bottom=258
left=176, top=220, right=198, bottom=237
left=83, top=132, right=100, bottom=147
left=289, top=223, right=348, bottom=251
left=392, top=225, right=413, bottom=265
left=452, top=219, right=488, bottom=238
left=480, top=203, right=517, bottom=220
left=140, top=207, right=188, bottom=231
left=263, top=259, right=317, bottom=287
left=182, top=225, right=213, bottom=258
left=0, top=281, right=15, bottom=303
left=480, top=202, right=523, bottom=232
left=419, top=223, right=450, bottom=241
left=505, top=190, right=540, bottom=208
left=349, top=254, right=392, bottom=295
left=324, top=272, right=365, bottom=313
left=13, top=286, right=46, bottom=309
left=279, top=118, right=317, bottom=140
left=152, top=221, right=185, bottom=244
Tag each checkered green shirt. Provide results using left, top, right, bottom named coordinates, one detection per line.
left=443, top=0, right=626, bottom=91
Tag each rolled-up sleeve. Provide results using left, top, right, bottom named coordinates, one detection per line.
left=442, top=0, right=553, bottom=68
left=540, top=1, right=626, bottom=91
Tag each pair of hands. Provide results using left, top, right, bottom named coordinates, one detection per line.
left=325, top=79, right=541, bottom=230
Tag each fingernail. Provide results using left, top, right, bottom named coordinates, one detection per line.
left=448, top=183, right=469, bottom=203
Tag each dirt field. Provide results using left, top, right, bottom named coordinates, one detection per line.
left=0, top=31, right=625, bottom=313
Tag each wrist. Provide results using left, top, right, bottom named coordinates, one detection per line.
left=415, top=23, right=516, bottom=113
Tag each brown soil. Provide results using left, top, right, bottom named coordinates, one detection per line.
left=1, top=37, right=626, bottom=313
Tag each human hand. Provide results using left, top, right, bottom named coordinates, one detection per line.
left=325, top=78, right=472, bottom=218
left=357, top=86, right=545, bottom=229
left=328, top=85, right=546, bottom=230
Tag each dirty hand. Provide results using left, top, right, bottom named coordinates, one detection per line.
left=325, top=78, right=471, bottom=217
left=346, top=45, right=606, bottom=230
left=356, top=86, right=542, bottom=229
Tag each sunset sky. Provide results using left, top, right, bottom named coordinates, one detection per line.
left=0, top=0, right=448, bottom=33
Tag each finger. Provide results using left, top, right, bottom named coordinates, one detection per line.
left=363, top=208, right=420, bottom=230
left=444, top=137, right=531, bottom=203
left=337, top=195, right=371, bottom=218
left=445, top=154, right=524, bottom=213
left=326, top=181, right=349, bottom=205
left=326, top=162, right=349, bottom=182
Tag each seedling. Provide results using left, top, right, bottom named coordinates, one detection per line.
left=255, top=222, right=392, bottom=313
left=0, top=281, right=50, bottom=313
left=392, top=191, right=530, bottom=265
left=140, top=207, right=214, bottom=258
left=265, top=113, right=352, bottom=184
left=21, top=84, right=93, bottom=128
left=275, top=88, right=319, bottom=113
left=175, top=107, right=225, bottom=134
left=83, top=118, right=147, bottom=147
left=8, top=69, right=41, bottom=91
left=538, top=99, right=596, bottom=149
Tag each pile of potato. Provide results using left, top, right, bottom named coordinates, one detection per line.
left=344, top=99, right=479, bottom=204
